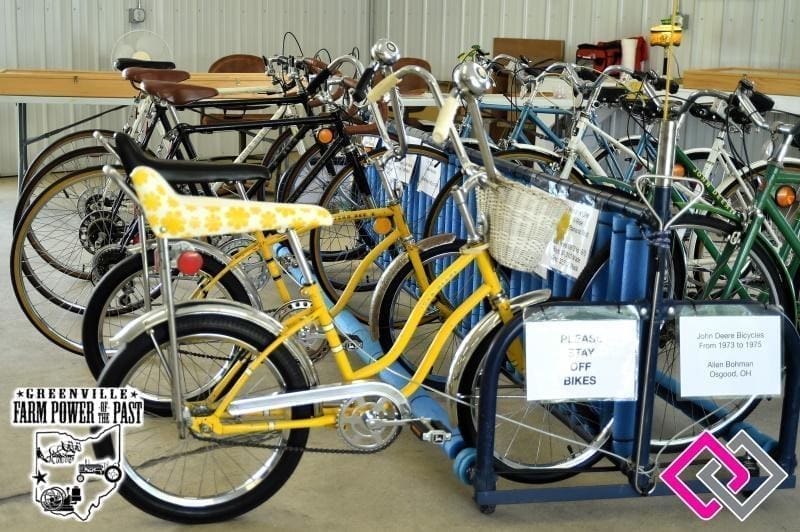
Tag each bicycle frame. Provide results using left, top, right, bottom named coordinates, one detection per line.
left=186, top=236, right=512, bottom=436
left=703, top=161, right=800, bottom=308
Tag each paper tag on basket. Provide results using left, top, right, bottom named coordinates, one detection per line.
left=536, top=201, right=599, bottom=278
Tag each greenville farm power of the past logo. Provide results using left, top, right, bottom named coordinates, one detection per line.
left=11, top=387, right=144, bottom=522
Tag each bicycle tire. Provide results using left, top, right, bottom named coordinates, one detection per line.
left=570, top=214, right=793, bottom=451
left=456, top=312, right=610, bottom=483
left=309, top=145, right=451, bottom=322
left=82, top=248, right=251, bottom=378
left=93, top=313, right=311, bottom=524
left=22, top=129, right=115, bottom=190
left=11, top=169, right=134, bottom=353
left=15, top=146, right=118, bottom=228
left=375, top=240, right=471, bottom=390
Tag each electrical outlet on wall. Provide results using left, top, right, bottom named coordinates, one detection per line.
left=128, top=7, right=146, bottom=24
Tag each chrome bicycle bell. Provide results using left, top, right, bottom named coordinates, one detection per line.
left=452, top=62, right=492, bottom=97
left=370, top=38, right=400, bottom=66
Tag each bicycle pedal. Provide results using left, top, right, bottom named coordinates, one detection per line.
left=409, top=419, right=452, bottom=445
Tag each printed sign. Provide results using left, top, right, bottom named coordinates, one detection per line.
left=416, top=155, right=443, bottom=198
left=536, top=200, right=598, bottom=278
left=524, top=318, right=639, bottom=401
left=383, top=136, right=421, bottom=185
left=11, top=387, right=143, bottom=522
left=678, top=315, right=782, bottom=397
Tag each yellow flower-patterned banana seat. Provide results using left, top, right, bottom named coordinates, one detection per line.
left=130, top=165, right=333, bottom=238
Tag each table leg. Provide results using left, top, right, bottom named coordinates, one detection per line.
left=16, top=102, right=28, bottom=192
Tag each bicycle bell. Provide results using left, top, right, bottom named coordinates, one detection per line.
left=452, top=62, right=492, bottom=97
left=370, top=38, right=400, bottom=66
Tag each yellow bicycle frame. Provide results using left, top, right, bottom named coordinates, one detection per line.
left=189, top=240, right=515, bottom=436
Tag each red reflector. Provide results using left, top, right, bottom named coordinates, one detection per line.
left=177, top=251, right=204, bottom=275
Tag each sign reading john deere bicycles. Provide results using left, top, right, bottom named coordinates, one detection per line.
left=679, top=314, right=782, bottom=397
left=524, top=305, right=639, bottom=401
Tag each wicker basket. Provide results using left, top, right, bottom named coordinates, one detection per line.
left=477, top=175, right=571, bottom=272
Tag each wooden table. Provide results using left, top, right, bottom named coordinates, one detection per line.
left=682, top=67, right=800, bottom=115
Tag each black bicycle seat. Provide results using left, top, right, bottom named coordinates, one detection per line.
left=113, top=133, right=270, bottom=185
left=113, top=58, right=176, bottom=71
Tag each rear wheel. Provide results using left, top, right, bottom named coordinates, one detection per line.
left=81, top=249, right=251, bottom=378
left=11, top=169, right=134, bottom=353
left=93, top=313, right=311, bottom=524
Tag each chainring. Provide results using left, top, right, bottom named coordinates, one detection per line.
left=336, top=396, right=401, bottom=451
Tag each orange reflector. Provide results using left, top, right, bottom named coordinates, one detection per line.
left=316, top=128, right=334, bottom=144
left=177, top=251, right=204, bottom=275
left=373, top=217, right=392, bottom=234
left=776, top=185, right=796, bottom=208
left=672, top=163, right=686, bottom=177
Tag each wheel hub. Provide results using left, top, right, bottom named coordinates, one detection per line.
left=79, top=211, right=126, bottom=253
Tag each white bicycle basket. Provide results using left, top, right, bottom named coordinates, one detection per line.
left=477, top=174, right=571, bottom=272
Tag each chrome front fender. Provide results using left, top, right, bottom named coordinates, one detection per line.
left=109, top=300, right=319, bottom=389
left=444, top=289, right=551, bottom=425
left=368, top=233, right=458, bottom=340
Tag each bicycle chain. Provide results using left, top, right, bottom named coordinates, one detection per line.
left=189, top=429, right=396, bottom=455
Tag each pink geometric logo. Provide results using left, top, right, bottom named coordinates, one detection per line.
left=660, top=430, right=788, bottom=521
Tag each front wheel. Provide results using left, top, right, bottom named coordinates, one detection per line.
left=570, top=214, right=793, bottom=451
left=455, top=312, right=610, bottom=483
left=93, top=313, right=312, bottom=524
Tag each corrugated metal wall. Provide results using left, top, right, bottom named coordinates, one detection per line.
left=2, top=0, right=798, bottom=176
left=373, top=0, right=800, bottom=79
left=0, top=0, right=371, bottom=176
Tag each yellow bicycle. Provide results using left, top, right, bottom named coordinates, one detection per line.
left=93, top=56, right=592, bottom=524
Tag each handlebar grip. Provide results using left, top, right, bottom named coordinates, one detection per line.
left=432, top=96, right=460, bottom=144
left=751, top=90, right=775, bottom=113
left=366, top=73, right=400, bottom=103
left=352, top=66, right=376, bottom=103
left=306, top=67, right=332, bottom=95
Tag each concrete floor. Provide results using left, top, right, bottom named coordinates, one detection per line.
left=1, top=175, right=799, bottom=531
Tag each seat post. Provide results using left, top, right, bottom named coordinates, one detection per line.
left=285, top=229, right=316, bottom=285
left=157, top=236, right=188, bottom=439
